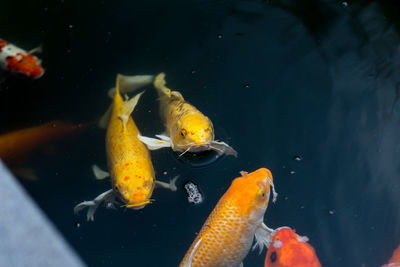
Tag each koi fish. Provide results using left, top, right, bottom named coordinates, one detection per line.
left=117, top=72, right=237, bottom=157
left=74, top=74, right=177, bottom=221
left=264, top=227, right=322, bottom=267
left=382, top=244, right=400, bottom=267
left=0, top=39, right=44, bottom=79
left=0, top=121, right=91, bottom=180
left=0, top=121, right=89, bottom=165
left=179, top=168, right=277, bottom=267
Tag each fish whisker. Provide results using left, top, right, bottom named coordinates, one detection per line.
left=178, top=145, right=193, bottom=157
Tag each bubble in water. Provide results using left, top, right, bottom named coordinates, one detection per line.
left=243, top=83, right=250, bottom=89
left=290, top=170, right=296, bottom=175
left=162, top=171, right=167, bottom=175
left=341, top=1, right=349, bottom=7
left=73, top=222, right=80, bottom=228
left=191, top=69, right=197, bottom=74
left=184, top=181, right=203, bottom=205
left=293, top=155, right=302, bottom=162
left=217, top=34, right=223, bottom=39
left=68, top=24, right=74, bottom=29
left=329, top=210, right=335, bottom=215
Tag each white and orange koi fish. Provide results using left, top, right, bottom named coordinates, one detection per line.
left=0, top=39, right=44, bottom=79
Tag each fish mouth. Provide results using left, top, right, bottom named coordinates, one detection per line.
left=188, top=143, right=210, bottom=152
left=124, top=199, right=151, bottom=210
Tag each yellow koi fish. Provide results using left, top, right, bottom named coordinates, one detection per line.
left=119, top=72, right=237, bottom=156
left=74, top=74, right=177, bottom=221
left=179, top=168, right=277, bottom=267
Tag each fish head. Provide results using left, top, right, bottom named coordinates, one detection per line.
left=264, top=227, right=321, bottom=267
left=226, top=168, right=275, bottom=224
left=172, top=113, right=214, bottom=152
left=5, top=52, right=44, bottom=79
left=114, top=173, right=155, bottom=210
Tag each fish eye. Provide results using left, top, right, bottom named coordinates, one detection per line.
left=180, top=128, right=187, bottom=137
left=270, top=251, right=277, bottom=263
left=256, top=188, right=266, bottom=200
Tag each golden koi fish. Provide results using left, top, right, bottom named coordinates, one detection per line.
left=179, top=168, right=277, bottom=267
left=74, top=74, right=177, bottom=221
left=118, top=72, right=237, bottom=156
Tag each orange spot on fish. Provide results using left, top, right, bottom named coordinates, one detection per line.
left=124, top=176, right=130, bottom=181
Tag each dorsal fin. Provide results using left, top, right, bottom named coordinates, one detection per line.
left=118, top=91, right=145, bottom=129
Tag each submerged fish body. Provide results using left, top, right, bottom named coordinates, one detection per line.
left=105, top=76, right=155, bottom=208
left=264, top=227, right=321, bottom=267
left=0, top=121, right=89, bottom=165
left=0, top=39, right=44, bottom=79
left=179, top=168, right=277, bottom=267
left=382, top=244, right=400, bottom=267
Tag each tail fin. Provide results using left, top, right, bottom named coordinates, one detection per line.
left=154, top=72, right=172, bottom=98
left=99, top=74, right=151, bottom=129
left=118, top=90, right=145, bottom=129
left=108, top=74, right=154, bottom=98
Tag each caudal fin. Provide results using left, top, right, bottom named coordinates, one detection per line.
left=107, top=74, right=154, bottom=97
left=99, top=74, right=151, bottom=128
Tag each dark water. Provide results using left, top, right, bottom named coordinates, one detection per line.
left=1, top=0, right=400, bottom=266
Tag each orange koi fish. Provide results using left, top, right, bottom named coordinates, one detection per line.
left=0, top=120, right=90, bottom=180
left=382, top=244, right=400, bottom=267
left=179, top=168, right=277, bottom=267
left=0, top=39, right=44, bottom=79
left=264, top=227, right=322, bottom=267
left=74, top=74, right=177, bottom=221
left=0, top=121, right=90, bottom=165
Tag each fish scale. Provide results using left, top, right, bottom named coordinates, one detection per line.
left=189, top=205, right=253, bottom=266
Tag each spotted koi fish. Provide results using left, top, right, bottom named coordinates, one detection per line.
left=264, top=227, right=321, bottom=267
left=382, top=244, right=400, bottom=267
left=74, top=74, right=177, bottom=221
left=179, top=168, right=277, bottom=267
left=0, top=39, right=44, bottom=79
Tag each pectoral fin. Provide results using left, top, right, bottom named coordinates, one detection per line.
left=138, top=134, right=172, bottom=150
left=92, top=164, right=110, bottom=180
left=29, top=45, right=42, bottom=54
left=74, top=189, right=115, bottom=221
left=155, top=175, right=179, bottom=191
left=252, top=222, right=274, bottom=254
left=98, top=103, right=112, bottom=129
left=210, top=140, right=238, bottom=157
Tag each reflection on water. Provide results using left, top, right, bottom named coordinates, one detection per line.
left=1, top=0, right=400, bottom=266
